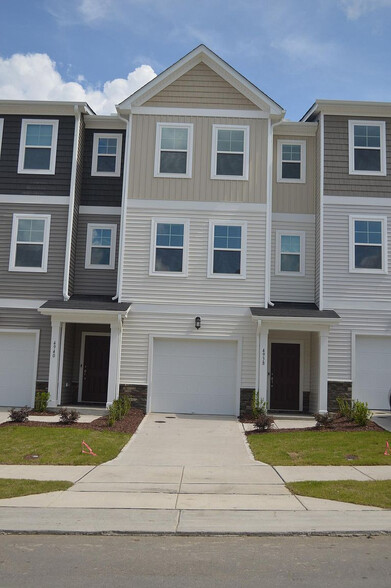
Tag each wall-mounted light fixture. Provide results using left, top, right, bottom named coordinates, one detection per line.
left=195, top=316, right=201, bottom=330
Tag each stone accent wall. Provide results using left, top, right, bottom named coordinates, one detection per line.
left=327, top=381, right=352, bottom=412
left=240, top=388, right=254, bottom=417
left=303, top=391, right=310, bottom=413
left=120, top=384, right=147, bottom=413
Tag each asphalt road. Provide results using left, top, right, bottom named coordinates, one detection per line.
left=0, top=535, right=390, bottom=587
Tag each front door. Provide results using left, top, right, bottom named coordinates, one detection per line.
left=270, top=343, right=300, bottom=411
left=81, top=334, right=110, bottom=403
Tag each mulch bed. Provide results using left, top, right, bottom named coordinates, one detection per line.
left=242, top=414, right=383, bottom=435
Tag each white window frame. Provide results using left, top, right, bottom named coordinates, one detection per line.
left=9, top=213, right=51, bottom=273
left=17, top=119, right=59, bottom=175
left=348, top=120, right=386, bottom=176
left=154, top=123, right=193, bottom=178
left=91, top=133, right=122, bottom=177
left=85, top=223, right=117, bottom=270
left=211, top=125, right=249, bottom=181
left=277, top=139, right=306, bottom=183
left=349, top=215, right=387, bottom=274
left=275, top=230, right=305, bottom=276
left=207, top=220, right=247, bottom=279
left=0, top=119, right=3, bottom=157
left=149, top=218, right=189, bottom=277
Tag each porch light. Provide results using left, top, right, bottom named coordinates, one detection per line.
left=195, top=316, right=201, bottom=330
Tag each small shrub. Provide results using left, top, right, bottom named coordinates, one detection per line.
left=336, top=396, right=353, bottom=419
left=58, top=408, right=80, bottom=424
left=34, top=390, right=50, bottom=412
left=251, top=390, right=268, bottom=419
left=9, top=407, right=29, bottom=423
left=351, top=400, right=371, bottom=427
left=253, top=414, right=274, bottom=431
left=314, top=412, right=334, bottom=427
left=108, top=396, right=131, bottom=427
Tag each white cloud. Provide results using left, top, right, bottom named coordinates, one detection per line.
left=272, top=35, right=338, bottom=67
left=0, top=53, right=156, bottom=114
left=77, top=0, right=115, bottom=22
left=339, top=0, right=391, bottom=19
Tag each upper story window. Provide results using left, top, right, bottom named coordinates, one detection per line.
left=211, top=125, right=249, bottom=180
left=154, top=123, right=193, bottom=178
left=277, top=140, right=306, bottom=183
left=0, top=119, right=4, bottom=157
left=9, top=214, right=51, bottom=272
left=91, top=133, right=122, bottom=176
left=275, top=231, right=305, bottom=276
left=348, top=120, right=386, bottom=176
left=85, top=224, right=117, bottom=269
left=349, top=216, right=387, bottom=273
left=150, top=219, right=189, bottom=276
left=208, top=221, right=247, bottom=278
left=18, top=120, right=59, bottom=175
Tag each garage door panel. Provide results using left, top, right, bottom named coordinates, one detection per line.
left=355, top=336, right=391, bottom=410
left=0, top=332, right=37, bottom=407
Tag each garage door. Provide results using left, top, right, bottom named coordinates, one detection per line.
left=151, top=339, right=238, bottom=415
left=0, top=332, right=38, bottom=407
left=355, top=336, right=391, bottom=410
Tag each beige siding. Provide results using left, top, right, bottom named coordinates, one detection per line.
left=272, top=135, right=316, bottom=214
left=144, top=63, right=260, bottom=110
left=128, top=114, right=267, bottom=203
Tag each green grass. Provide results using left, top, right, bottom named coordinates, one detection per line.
left=287, top=480, right=391, bottom=509
left=248, top=430, right=391, bottom=465
left=0, top=479, right=72, bottom=500
left=0, top=427, right=131, bottom=465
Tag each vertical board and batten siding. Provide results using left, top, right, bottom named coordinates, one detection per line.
left=324, top=115, right=391, bottom=197
left=272, top=135, right=316, bottom=214
left=0, top=203, right=68, bottom=298
left=323, top=203, right=391, bottom=302
left=129, top=115, right=267, bottom=203
left=270, top=218, right=315, bottom=303
left=143, top=63, right=260, bottom=110
left=0, top=308, right=51, bottom=381
left=122, top=207, right=266, bottom=306
left=73, top=214, right=120, bottom=296
left=68, top=116, right=85, bottom=295
left=120, top=311, right=257, bottom=388
left=0, top=115, right=75, bottom=196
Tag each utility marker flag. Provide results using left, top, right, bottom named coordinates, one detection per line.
left=82, top=440, right=97, bottom=456
left=384, top=441, right=391, bottom=456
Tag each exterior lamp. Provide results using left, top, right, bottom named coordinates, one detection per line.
left=195, top=316, right=201, bottom=330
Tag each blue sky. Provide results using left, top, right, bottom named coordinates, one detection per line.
left=0, top=0, right=390, bottom=118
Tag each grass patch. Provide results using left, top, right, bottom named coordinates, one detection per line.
left=0, top=427, right=131, bottom=465
left=287, top=480, right=391, bottom=509
left=248, top=430, right=391, bottom=465
left=0, top=479, right=72, bottom=500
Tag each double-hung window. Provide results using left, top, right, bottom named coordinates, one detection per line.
left=154, top=123, right=193, bottom=178
left=211, top=125, right=249, bottom=180
left=348, top=120, right=386, bottom=175
left=277, top=140, right=306, bottom=183
left=150, top=219, right=189, bottom=275
left=85, top=224, right=117, bottom=269
left=18, top=120, right=58, bottom=174
left=349, top=216, right=387, bottom=273
left=208, top=221, right=246, bottom=278
left=9, top=214, right=51, bottom=272
left=91, top=133, right=122, bottom=176
left=276, top=231, right=305, bottom=275
left=0, top=119, right=4, bottom=157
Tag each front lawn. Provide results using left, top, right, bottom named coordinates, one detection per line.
left=287, top=480, right=391, bottom=509
left=247, top=430, right=391, bottom=465
left=0, top=479, right=72, bottom=500
left=0, top=427, right=131, bottom=465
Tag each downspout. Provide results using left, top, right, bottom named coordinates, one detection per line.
left=319, top=112, right=324, bottom=310
left=255, top=322, right=261, bottom=394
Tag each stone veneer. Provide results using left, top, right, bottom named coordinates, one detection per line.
left=327, top=381, right=352, bottom=413
left=120, top=384, right=147, bottom=413
left=240, top=388, right=254, bottom=417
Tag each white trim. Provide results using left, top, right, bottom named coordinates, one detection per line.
left=348, top=120, right=386, bottom=176
left=57, top=323, right=66, bottom=405
left=78, top=332, right=110, bottom=403
left=253, top=317, right=339, bottom=328
left=0, top=118, right=3, bottom=156
left=116, top=115, right=132, bottom=302
left=0, top=194, right=69, bottom=205
left=17, top=119, right=59, bottom=175
left=38, top=309, right=129, bottom=322
left=154, top=122, right=193, bottom=178
left=348, top=214, right=387, bottom=274
left=149, top=218, right=189, bottom=277
left=275, top=230, right=306, bottom=276
left=276, top=139, right=306, bottom=183
left=272, top=213, right=315, bottom=223
left=126, top=198, right=266, bottom=212
left=207, top=220, right=247, bottom=279
left=319, top=112, right=324, bottom=310
left=9, top=213, right=51, bottom=273
left=91, top=132, right=122, bottom=177
left=79, top=206, right=121, bottom=215
left=274, top=121, right=318, bottom=137
left=324, top=298, right=391, bottom=310
left=132, top=106, right=268, bottom=118
left=268, top=339, right=303, bottom=412
left=265, top=118, right=273, bottom=307
left=85, top=223, right=117, bottom=270
left=84, top=116, right=126, bottom=130
left=324, top=195, right=391, bottom=207
left=211, top=124, right=249, bottom=180
left=0, top=298, right=46, bottom=309
left=130, top=303, right=251, bottom=316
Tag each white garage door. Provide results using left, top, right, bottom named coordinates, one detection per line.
left=355, top=336, right=391, bottom=410
left=151, top=339, right=238, bottom=415
left=0, top=332, right=38, bottom=407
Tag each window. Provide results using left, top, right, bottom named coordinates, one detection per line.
left=9, top=214, right=51, bottom=272
left=85, top=224, right=117, bottom=269
left=276, top=231, right=305, bottom=276
left=208, top=221, right=247, bottom=278
left=0, top=119, right=3, bottom=157
left=18, top=120, right=59, bottom=174
left=154, top=123, right=193, bottom=178
left=348, top=120, right=386, bottom=175
left=211, top=125, right=249, bottom=180
left=150, top=219, right=189, bottom=275
left=277, top=140, right=306, bottom=183
left=349, top=216, right=387, bottom=273
left=91, top=133, right=122, bottom=176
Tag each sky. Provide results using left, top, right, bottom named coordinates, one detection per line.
left=0, top=0, right=390, bottom=119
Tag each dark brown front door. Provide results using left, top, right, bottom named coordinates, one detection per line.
left=270, top=343, right=300, bottom=411
left=81, top=335, right=110, bottom=403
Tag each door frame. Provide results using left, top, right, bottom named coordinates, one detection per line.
left=78, top=331, right=111, bottom=403
left=268, top=339, right=303, bottom=412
